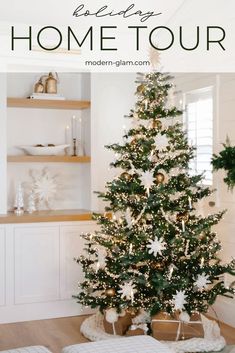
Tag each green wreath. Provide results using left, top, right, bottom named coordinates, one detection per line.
left=212, top=138, right=235, bottom=190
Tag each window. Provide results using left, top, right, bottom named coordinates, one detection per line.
left=184, top=87, right=213, bottom=185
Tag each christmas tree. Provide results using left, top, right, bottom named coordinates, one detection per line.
left=75, top=72, right=235, bottom=319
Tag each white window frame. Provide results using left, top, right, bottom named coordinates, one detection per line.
left=183, top=86, right=214, bottom=186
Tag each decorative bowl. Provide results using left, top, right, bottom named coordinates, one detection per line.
left=17, top=144, right=70, bottom=156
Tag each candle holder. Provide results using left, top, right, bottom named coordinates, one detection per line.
left=72, top=138, right=77, bottom=156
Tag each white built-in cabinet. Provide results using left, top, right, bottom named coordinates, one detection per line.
left=0, top=221, right=96, bottom=324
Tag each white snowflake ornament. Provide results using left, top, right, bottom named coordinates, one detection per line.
left=154, top=134, right=169, bottom=151
left=139, top=170, right=155, bottom=191
left=97, top=247, right=107, bottom=269
left=147, top=237, right=166, bottom=257
left=172, top=290, right=188, bottom=311
left=140, top=120, right=151, bottom=129
left=179, top=311, right=190, bottom=323
left=118, top=281, right=137, bottom=300
left=195, top=273, right=210, bottom=291
left=106, top=308, right=119, bottom=323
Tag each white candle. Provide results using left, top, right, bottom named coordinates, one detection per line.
left=144, top=99, right=148, bottom=110
left=129, top=243, right=133, bottom=254
left=65, top=125, right=71, bottom=155
left=182, top=220, right=185, bottom=232
left=168, top=265, right=174, bottom=280
left=96, top=261, right=100, bottom=273
left=72, top=115, right=77, bottom=139
left=188, top=197, right=192, bottom=209
left=146, top=187, right=150, bottom=197
left=65, top=125, right=70, bottom=143
left=78, top=117, right=82, bottom=142
left=130, top=288, right=134, bottom=304
left=200, top=257, right=205, bottom=268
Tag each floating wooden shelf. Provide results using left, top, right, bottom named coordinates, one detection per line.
left=0, top=209, right=93, bottom=224
left=7, top=155, right=91, bottom=163
left=7, top=97, right=90, bottom=110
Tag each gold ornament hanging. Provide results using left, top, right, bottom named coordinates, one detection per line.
left=131, top=138, right=137, bottom=145
left=176, top=211, right=189, bottom=223
left=151, top=261, right=164, bottom=270
left=152, top=120, right=162, bottom=130
left=136, top=84, right=145, bottom=94
left=155, top=172, right=165, bottom=184
left=105, top=288, right=116, bottom=297
left=120, top=172, right=132, bottom=181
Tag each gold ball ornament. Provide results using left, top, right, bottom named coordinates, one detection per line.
left=155, top=172, right=165, bottom=184
left=151, top=261, right=164, bottom=270
left=131, top=138, right=137, bottom=145
left=120, top=172, right=132, bottom=181
left=136, top=84, right=145, bottom=94
left=152, top=120, right=162, bottom=130
left=176, top=211, right=189, bottom=223
left=105, top=288, right=116, bottom=297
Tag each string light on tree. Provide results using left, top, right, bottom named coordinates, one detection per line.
left=74, top=72, right=235, bottom=322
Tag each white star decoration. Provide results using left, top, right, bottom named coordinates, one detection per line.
left=97, top=247, right=107, bottom=269
left=172, top=290, right=188, bottom=311
left=118, top=281, right=137, bottom=300
left=195, top=273, right=210, bottom=291
left=154, top=134, right=169, bottom=150
left=139, top=170, right=155, bottom=191
left=147, top=237, right=166, bottom=257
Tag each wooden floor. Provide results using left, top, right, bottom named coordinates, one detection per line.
left=0, top=315, right=235, bottom=353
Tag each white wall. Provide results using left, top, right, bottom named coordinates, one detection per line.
left=0, top=74, right=7, bottom=213
left=210, top=74, right=235, bottom=327
left=90, top=73, right=136, bottom=211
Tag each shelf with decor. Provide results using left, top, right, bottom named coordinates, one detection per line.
left=0, top=209, right=93, bottom=224
left=5, top=72, right=92, bottom=216
left=7, top=155, right=91, bottom=163
left=7, top=97, right=91, bottom=110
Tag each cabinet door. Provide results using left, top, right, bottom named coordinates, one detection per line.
left=60, top=222, right=97, bottom=299
left=0, top=228, right=6, bottom=306
left=14, top=226, right=60, bottom=304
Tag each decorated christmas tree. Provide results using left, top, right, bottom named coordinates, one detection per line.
left=75, top=72, right=235, bottom=321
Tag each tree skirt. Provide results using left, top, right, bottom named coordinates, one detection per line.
left=80, top=312, right=226, bottom=353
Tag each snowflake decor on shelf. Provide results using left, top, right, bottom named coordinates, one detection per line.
left=195, top=273, right=211, bottom=291
left=118, top=281, right=137, bottom=300
left=30, top=167, right=59, bottom=209
left=147, top=237, right=166, bottom=257
left=172, top=290, right=188, bottom=311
